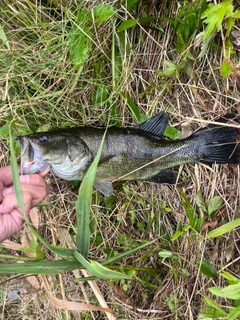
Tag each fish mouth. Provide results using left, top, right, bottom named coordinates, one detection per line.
left=18, top=136, right=51, bottom=175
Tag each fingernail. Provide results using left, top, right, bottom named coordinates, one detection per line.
left=20, top=175, right=30, bottom=183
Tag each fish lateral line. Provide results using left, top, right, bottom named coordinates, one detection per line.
left=112, top=145, right=186, bottom=182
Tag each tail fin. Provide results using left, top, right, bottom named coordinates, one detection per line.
left=193, top=122, right=240, bottom=164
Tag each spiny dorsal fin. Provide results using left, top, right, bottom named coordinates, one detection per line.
left=134, top=112, right=168, bottom=138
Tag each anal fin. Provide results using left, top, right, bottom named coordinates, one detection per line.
left=145, top=170, right=177, bottom=184
left=94, top=180, right=113, bottom=196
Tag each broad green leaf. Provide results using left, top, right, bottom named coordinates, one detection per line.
left=221, top=61, right=231, bottom=78
left=226, top=16, right=235, bottom=37
left=207, top=218, right=240, bottom=238
left=74, top=251, right=132, bottom=280
left=76, top=130, right=107, bottom=257
left=201, top=296, right=227, bottom=317
left=179, top=188, right=198, bottom=230
left=161, top=200, right=172, bottom=212
left=117, top=19, right=138, bottom=32
left=163, top=125, right=182, bottom=139
left=228, top=304, right=240, bottom=320
left=170, top=231, right=183, bottom=241
left=158, top=60, right=178, bottom=77
left=220, top=271, right=240, bottom=284
left=0, top=124, right=10, bottom=136
left=69, top=11, right=91, bottom=69
left=0, top=25, right=10, bottom=50
left=196, top=191, right=207, bottom=213
left=201, top=0, right=234, bottom=41
left=207, top=196, right=223, bottom=215
left=120, top=92, right=149, bottom=123
left=158, top=251, right=173, bottom=258
left=127, top=0, right=139, bottom=11
left=93, top=4, right=116, bottom=22
left=165, top=293, right=178, bottom=311
left=233, top=10, right=240, bottom=18
left=198, top=260, right=217, bottom=279
left=199, top=310, right=228, bottom=319
left=209, top=282, right=240, bottom=300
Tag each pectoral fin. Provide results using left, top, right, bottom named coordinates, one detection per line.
left=94, top=180, right=113, bottom=196
left=98, top=155, right=115, bottom=165
left=146, top=170, right=177, bottom=184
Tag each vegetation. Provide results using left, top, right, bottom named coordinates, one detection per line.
left=0, top=0, right=240, bottom=319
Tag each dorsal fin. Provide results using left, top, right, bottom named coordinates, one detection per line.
left=134, top=112, right=168, bottom=138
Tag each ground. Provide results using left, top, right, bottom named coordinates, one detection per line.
left=0, top=1, right=240, bottom=319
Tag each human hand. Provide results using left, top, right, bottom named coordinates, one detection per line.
left=0, top=166, right=49, bottom=242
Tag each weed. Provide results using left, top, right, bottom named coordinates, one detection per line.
left=200, top=271, right=240, bottom=319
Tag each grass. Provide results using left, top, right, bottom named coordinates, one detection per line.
left=0, top=0, right=240, bottom=319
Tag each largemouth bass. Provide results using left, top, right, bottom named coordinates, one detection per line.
left=17, top=112, right=240, bottom=196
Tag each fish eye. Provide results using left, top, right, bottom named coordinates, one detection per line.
left=39, top=135, right=49, bottom=142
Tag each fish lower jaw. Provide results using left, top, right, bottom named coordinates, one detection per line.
left=20, top=159, right=51, bottom=175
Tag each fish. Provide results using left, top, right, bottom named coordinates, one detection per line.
left=17, top=112, right=240, bottom=196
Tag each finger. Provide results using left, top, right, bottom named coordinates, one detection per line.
left=1, top=173, right=49, bottom=206
left=0, top=166, right=14, bottom=187
left=0, top=166, right=49, bottom=188
left=2, top=182, right=49, bottom=207
left=0, top=192, right=32, bottom=242
left=39, top=167, right=50, bottom=178
left=0, top=211, right=25, bottom=242
left=19, top=173, right=49, bottom=187
left=0, top=191, right=32, bottom=215
left=19, top=174, right=50, bottom=203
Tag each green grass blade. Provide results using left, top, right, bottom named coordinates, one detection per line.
left=101, top=241, right=150, bottom=266
left=0, top=25, right=10, bottom=50
left=207, top=218, right=240, bottom=239
left=76, top=130, right=107, bottom=257
left=0, top=260, right=81, bottom=275
left=9, top=130, right=26, bottom=218
left=120, top=92, right=148, bottom=123
left=73, top=251, right=132, bottom=280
